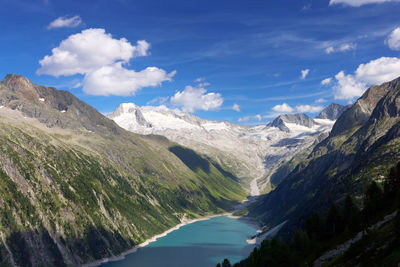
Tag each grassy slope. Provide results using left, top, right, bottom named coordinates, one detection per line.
left=0, top=110, right=245, bottom=266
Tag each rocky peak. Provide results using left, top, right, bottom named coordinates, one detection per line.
left=330, top=77, right=398, bottom=137
left=0, top=74, right=121, bottom=135
left=1, top=74, right=40, bottom=102
left=316, top=103, right=347, bottom=120
left=108, top=103, right=151, bottom=127
left=108, top=103, right=139, bottom=118
left=268, top=113, right=316, bottom=132
left=2, top=74, right=33, bottom=91
left=368, top=77, right=400, bottom=121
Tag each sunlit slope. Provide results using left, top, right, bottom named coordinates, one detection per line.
left=0, top=74, right=245, bottom=266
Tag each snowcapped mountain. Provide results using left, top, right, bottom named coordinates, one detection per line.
left=108, top=103, right=340, bottom=195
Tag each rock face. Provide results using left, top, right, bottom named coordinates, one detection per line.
left=0, top=74, right=246, bottom=266
left=330, top=84, right=391, bottom=137
left=316, top=103, right=348, bottom=120
left=108, top=103, right=336, bottom=194
left=267, top=114, right=317, bottom=132
left=0, top=74, right=120, bottom=134
left=249, top=76, right=400, bottom=235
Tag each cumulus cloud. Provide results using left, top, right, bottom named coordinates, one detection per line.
left=296, top=104, right=324, bottom=113
left=355, top=57, right=400, bottom=84
left=232, top=103, right=241, bottom=112
left=334, top=71, right=366, bottom=100
left=47, top=15, right=82, bottom=29
left=272, top=103, right=294, bottom=113
left=325, top=43, right=356, bottom=54
left=272, top=103, right=323, bottom=114
left=300, top=69, right=310, bottom=80
left=333, top=57, right=400, bottom=100
left=37, top=28, right=174, bottom=96
left=83, top=63, right=175, bottom=96
left=37, top=29, right=148, bottom=76
left=329, top=0, right=400, bottom=6
left=170, top=85, right=223, bottom=112
left=386, top=27, right=400, bottom=51
left=321, top=77, right=332, bottom=85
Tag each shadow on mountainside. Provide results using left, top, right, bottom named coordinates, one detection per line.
left=169, top=146, right=211, bottom=173
left=0, top=226, right=136, bottom=267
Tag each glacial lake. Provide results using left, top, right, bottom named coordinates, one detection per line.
left=101, top=216, right=258, bottom=267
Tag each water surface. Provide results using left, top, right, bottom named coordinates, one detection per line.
left=101, top=216, right=257, bottom=267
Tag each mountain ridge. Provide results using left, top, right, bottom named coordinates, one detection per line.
left=108, top=102, right=339, bottom=194
left=249, top=76, right=400, bottom=238
left=0, top=74, right=246, bottom=266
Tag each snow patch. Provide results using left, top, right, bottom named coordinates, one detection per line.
left=39, top=98, right=45, bottom=102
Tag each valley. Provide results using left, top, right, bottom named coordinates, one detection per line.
left=1, top=74, right=399, bottom=267
left=2, top=1, right=400, bottom=266
left=108, top=103, right=344, bottom=195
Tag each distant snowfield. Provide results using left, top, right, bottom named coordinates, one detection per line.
left=109, top=103, right=335, bottom=195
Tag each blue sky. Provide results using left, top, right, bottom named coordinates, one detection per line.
left=1, top=0, right=400, bottom=124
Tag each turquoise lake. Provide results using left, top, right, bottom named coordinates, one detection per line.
left=101, top=216, right=258, bottom=267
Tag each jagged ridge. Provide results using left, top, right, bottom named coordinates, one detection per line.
left=249, top=76, right=400, bottom=237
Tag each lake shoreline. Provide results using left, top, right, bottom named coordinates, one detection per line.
left=84, top=197, right=261, bottom=267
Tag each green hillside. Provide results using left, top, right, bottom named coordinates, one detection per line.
left=0, top=74, right=246, bottom=266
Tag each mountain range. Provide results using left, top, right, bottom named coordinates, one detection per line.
left=1, top=73, right=397, bottom=266
left=108, top=103, right=345, bottom=195
left=0, top=74, right=246, bottom=266
left=249, top=76, right=400, bottom=238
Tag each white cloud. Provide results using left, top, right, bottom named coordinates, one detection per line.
left=194, top=77, right=210, bottom=87
left=37, top=29, right=148, bottom=76
left=325, top=43, right=356, bottom=54
left=355, top=57, right=400, bottom=84
left=272, top=103, right=294, bottom=113
left=386, top=27, right=400, bottom=51
left=170, top=85, right=223, bottom=112
left=232, top=103, right=241, bottom=112
left=334, top=57, right=400, bottom=100
left=325, top=46, right=335, bottom=54
left=83, top=63, right=176, bottom=96
left=300, top=69, right=310, bottom=80
left=238, top=114, right=262, bottom=122
left=239, top=102, right=324, bottom=123
left=37, top=28, right=174, bottom=96
left=334, top=71, right=368, bottom=100
left=272, top=103, right=323, bottom=114
left=329, top=0, right=400, bottom=7
left=295, top=104, right=324, bottom=113
left=315, top=98, right=327, bottom=103
left=47, top=15, right=82, bottom=30
left=339, top=43, right=357, bottom=52
left=240, top=102, right=324, bottom=123
left=321, top=77, right=332, bottom=85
